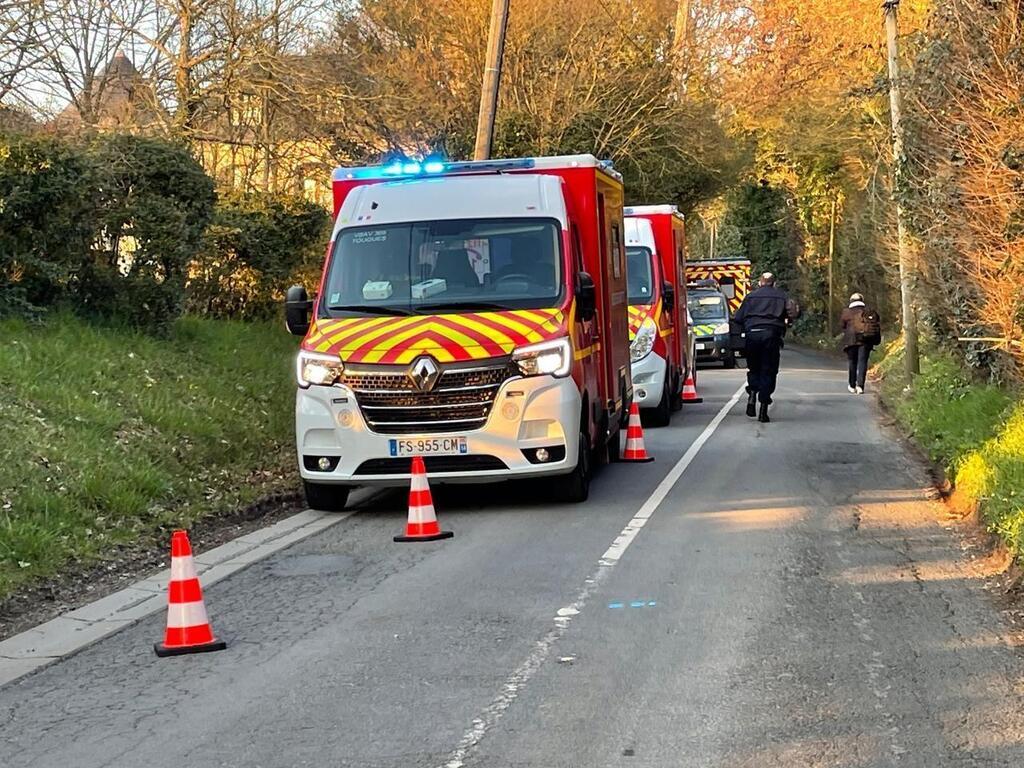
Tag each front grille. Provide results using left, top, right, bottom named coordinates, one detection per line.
left=340, top=359, right=518, bottom=435
left=354, top=455, right=508, bottom=475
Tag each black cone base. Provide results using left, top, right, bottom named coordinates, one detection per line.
left=683, top=397, right=703, bottom=404
left=621, top=456, right=655, bottom=463
left=154, top=638, right=227, bottom=657
left=394, top=530, right=454, bottom=543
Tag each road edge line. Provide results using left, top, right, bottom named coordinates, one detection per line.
left=440, top=384, right=747, bottom=768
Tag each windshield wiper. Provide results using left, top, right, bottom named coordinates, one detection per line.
left=327, top=304, right=413, bottom=316
left=415, top=301, right=516, bottom=312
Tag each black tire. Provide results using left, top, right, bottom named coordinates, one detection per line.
left=724, top=352, right=736, bottom=369
left=303, top=480, right=350, bottom=512
left=670, top=369, right=683, bottom=412
left=556, top=430, right=591, bottom=503
left=647, top=379, right=672, bottom=427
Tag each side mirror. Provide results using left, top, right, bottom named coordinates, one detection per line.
left=285, top=285, right=313, bottom=336
left=576, top=271, right=596, bottom=321
left=662, top=282, right=675, bottom=312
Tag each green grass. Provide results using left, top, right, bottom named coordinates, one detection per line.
left=877, top=341, right=1024, bottom=556
left=0, top=314, right=299, bottom=598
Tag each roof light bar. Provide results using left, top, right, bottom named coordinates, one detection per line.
left=334, top=157, right=537, bottom=182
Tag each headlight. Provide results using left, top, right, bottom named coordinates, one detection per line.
left=513, top=337, right=572, bottom=378
left=630, top=318, right=657, bottom=363
left=714, top=322, right=731, bottom=335
left=296, top=350, right=344, bottom=387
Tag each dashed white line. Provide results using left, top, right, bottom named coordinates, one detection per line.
left=440, top=383, right=747, bottom=768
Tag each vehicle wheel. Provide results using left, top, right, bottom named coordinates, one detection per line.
left=724, top=352, right=736, bottom=369
left=648, top=379, right=672, bottom=427
left=670, top=370, right=683, bottom=412
left=557, top=430, right=591, bottom=503
left=303, top=480, right=350, bottom=512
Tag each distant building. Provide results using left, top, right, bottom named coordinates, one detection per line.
left=195, top=55, right=349, bottom=207
left=52, top=51, right=164, bottom=132
left=0, top=105, right=38, bottom=133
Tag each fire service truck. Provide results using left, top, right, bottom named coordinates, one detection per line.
left=685, top=258, right=751, bottom=367
left=685, top=258, right=751, bottom=314
left=623, top=205, right=693, bottom=426
left=284, top=155, right=632, bottom=510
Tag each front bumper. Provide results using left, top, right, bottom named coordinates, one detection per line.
left=630, top=352, right=667, bottom=409
left=694, top=334, right=731, bottom=361
left=296, top=375, right=582, bottom=486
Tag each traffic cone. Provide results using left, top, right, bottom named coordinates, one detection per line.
left=394, top=456, right=454, bottom=542
left=682, top=373, right=703, bottom=404
left=154, top=530, right=226, bottom=657
left=621, top=402, right=654, bottom=463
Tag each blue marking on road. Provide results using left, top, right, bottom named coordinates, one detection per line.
left=647, top=601, right=657, bottom=607
left=608, top=602, right=624, bottom=609
left=630, top=601, right=646, bottom=608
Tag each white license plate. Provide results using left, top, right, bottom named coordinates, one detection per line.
left=696, top=342, right=707, bottom=351
left=389, top=437, right=468, bottom=457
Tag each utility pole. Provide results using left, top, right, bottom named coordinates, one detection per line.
left=884, top=0, right=920, bottom=377
left=673, top=0, right=691, bottom=58
left=473, top=0, right=511, bottom=161
left=673, top=0, right=691, bottom=93
left=828, top=197, right=837, bottom=337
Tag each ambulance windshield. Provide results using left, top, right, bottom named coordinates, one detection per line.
left=321, top=218, right=563, bottom=315
left=626, top=247, right=654, bottom=304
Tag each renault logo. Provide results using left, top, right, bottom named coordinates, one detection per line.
left=408, top=356, right=440, bottom=392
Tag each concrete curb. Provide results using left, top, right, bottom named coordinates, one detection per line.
left=0, top=507, right=354, bottom=688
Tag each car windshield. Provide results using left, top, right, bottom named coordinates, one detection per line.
left=688, top=293, right=728, bottom=322
left=626, top=246, right=654, bottom=304
left=320, top=218, right=563, bottom=316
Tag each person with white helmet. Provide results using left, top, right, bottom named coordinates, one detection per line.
left=840, top=292, right=882, bottom=394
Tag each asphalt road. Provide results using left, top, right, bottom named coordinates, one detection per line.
left=4, top=347, right=1024, bottom=768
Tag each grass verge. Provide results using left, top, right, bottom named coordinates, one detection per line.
left=0, top=314, right=298, bottom=599
left=876, top=340, right=1024, bottom=555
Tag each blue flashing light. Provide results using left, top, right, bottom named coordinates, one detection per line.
left=335, top=156, right=537, bottom=183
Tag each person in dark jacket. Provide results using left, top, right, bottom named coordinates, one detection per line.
left=732, top=272, right=789, bottom=423
left=840, top=293, right=878, bottom=395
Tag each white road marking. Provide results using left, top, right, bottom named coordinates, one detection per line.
left=440, top=384, right=747, bottom=768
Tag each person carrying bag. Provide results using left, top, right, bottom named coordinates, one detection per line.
left=839, top=293, right=881, bottom=394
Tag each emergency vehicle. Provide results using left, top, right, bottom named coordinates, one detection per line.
left=685, top=258, right=751, bottom=314
left=687, top=281, right=735, bottom=367
left=685, top=259, right=751, bottom=367
left=623, top=205, right=693, bottom=426
left=284, top=155, right=632, bottom=510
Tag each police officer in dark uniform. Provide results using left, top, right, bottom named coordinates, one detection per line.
left=732, top=272, right=789, bottom=423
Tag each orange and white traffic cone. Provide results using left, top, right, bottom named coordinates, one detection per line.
left=154, top=530, right=226, bottom=657
left=394, top=456, right=454, bottom=542
left=621, top=402, right=654, bottom=463
left=681, top=372, right=703, bottom=404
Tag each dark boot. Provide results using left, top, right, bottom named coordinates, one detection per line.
left=758, top=402, right=770, bottom=423
left=746, top=391, right=757, bottom=417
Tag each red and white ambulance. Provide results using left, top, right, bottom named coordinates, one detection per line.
left=623, top=205, right=692, bottom=425
left=285, top=156, right=632, bottom=509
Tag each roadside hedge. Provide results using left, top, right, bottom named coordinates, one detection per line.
left=0, top=132, right=329, bottom=329
left=188, top=191, right=329, bottom=320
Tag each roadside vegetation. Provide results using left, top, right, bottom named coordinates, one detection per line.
left=0, top=315, right=297, bottom=599
left=876, top=344, right=1024, bottom=556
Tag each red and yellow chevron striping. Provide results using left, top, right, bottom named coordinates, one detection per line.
left=304, top=309, right=566, bottom=364
left=628, top=304, right=652, bottom=340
